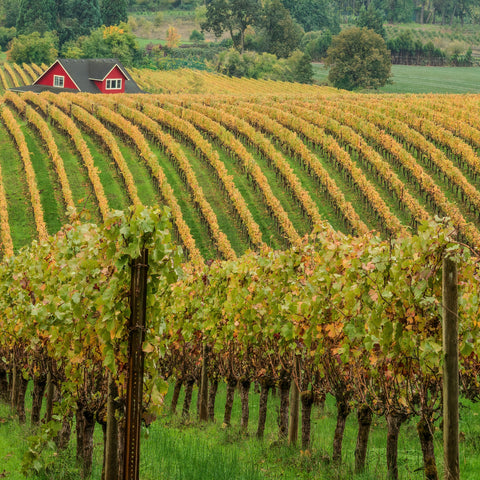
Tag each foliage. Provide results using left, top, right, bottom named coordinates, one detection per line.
left=285, top=50, right=313, bottom=83
left=6, top=31, right=58, bottom=64
left=71, top=0, right=102, bottom=37
left=16, top=0, right=57, bottom=35
left=300, top=30, right=332, bottom=62
left=252, top=0, right=304, bottom=58
left=166, top=25, right=181, bottom=48
left=201, top=0, right=261, bottom=53
left=325, top=27, right=392, bottom=90
left=356, top=3, right=386, bottom=39
left=101, top=0, right=128, bottom=27
left=213, top=47, right=313, bottom=83
left=0, top=0, right=21, bottom=28
left=70, top=23, right=141, bottom=67
left=0, top=26, right=16, bottom=51
left=387, top=30, right=447, bottom=66
left=0, top=205, right=181, bottom=474
left=281, top=0, right=340, bottom=33
left=189, top=29, right=205, bottom=42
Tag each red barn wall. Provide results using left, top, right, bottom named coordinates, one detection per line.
left=95, top=66, right=126, bottom=94
left=36, top=63, right=78, bottom=90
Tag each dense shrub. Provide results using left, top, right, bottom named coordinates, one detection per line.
left=300, top=30, right=332, bottom=61
left=213, top=48, right=313, bottom=83
left=387, top=31, right=447, bottom=66
left=7, top=31, right=58, bottom=64
left=0, top=27, right=16, bottom=51
left=63, top=23, right=142, bottom=67
left=189, top=29, right=205, bottom=42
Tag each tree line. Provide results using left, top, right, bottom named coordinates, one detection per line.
left=0, top=0, right=127, bottom=48
left=129, top=0, right=480, bottom=27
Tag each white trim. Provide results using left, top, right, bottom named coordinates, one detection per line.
left=53, top=75, right=64, bottom=88
left=105, top=78, right=122, bottom=90
left=33, top=60, right=57, bottom=84
left=89, top=65, right=130, bottom=82
left=58, top=60, right=82, bottom=91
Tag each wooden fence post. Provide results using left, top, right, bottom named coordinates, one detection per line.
left=199, top=343, right=210, bottom=422
left=443, top=255, right=459, bottom=480
left=288, top=355, right=301, bottom=445
left=124, top=248, right=149, bottom=480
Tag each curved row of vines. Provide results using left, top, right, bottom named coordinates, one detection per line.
left=1, top=90, right=480, bottom=259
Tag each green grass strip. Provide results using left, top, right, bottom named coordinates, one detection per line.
left=173, top=140, right=252, bottom=256
left=213, top=147, right=288, bottom=251
left=82, top=135, right=128, bottom=212
left=0, top=125, right=36, bottom=250
left=148, top=142, right=217, bottom=260
left=16, top=118, right=64, bottom=236
left=112, top=136, right=158, bottom=207
left=49, top=126, right=101, bottom=223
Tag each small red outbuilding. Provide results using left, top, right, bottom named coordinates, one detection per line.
left=11, top=58, right=143, bottom=94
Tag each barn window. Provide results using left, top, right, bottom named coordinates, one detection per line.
left=54, top=75, right=64, bottom=88
left=106, top=79, right=122, bottom=90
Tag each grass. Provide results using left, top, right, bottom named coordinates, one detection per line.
left=2, top=381, right=480, bottom=479
left=312, top=64, right=480, bottom=94
left=16, top=117, right=65, bottom=235
left=0, top=123, right=37, bottom=249
left=148, top=141, right=219, bottom=259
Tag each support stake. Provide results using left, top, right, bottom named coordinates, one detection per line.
left=443, top=255, right=459, bottom=480
left=124, top=249, right=149, bottom=480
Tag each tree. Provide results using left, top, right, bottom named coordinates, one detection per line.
left=201, top=0, right=261, bottom=53
left=16, top=0, right=57, bottom=34
left=7, top=31, right=58, bottom=64
left=285, top=50, right=313, bottom=83
left=1, top=0, right=22, bottom=28
left=300, top=30, right=333, bottom=62
left=324, top=27, right=391, bottom=91
left=282, top=0, right=340, bottom=33
left=76, top=23, right=141, bottom=67
left=356, top=4, right=386, bottom=38
left=72, top=0, right=102, bottom=36
left=255, top=0, right=304, bottom=58
left=166, top=25, right=181, bottom=48
left=101, top=0, right=128, bottom=26
left=0, top=27, right=16, bottom=51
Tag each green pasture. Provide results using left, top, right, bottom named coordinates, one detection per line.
left=313, top=64, right=480, bottom=94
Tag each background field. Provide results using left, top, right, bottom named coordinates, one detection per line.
left=312, top=64, right=480, bottom=93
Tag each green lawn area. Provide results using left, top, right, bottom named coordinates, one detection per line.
left=313, top=64, right=480, bottom=94
left=2, top=384, right=480, bottom=480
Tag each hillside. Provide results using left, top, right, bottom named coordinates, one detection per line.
left=0, top=64, right=479, bottom=262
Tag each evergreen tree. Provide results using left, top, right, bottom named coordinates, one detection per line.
left=73, top=0, right=102, bottom=35
left=356, top=4, right=386, bottom=39
left=101, top=0, right=128, bottom=27
left=289, top=50, right=313, bottom=84
left=256, top=0, right=304, bottom=58
left=16, top=0, right=57, bottom=34
left=282, top=0, right=340, bottom=33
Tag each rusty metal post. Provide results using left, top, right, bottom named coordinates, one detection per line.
left=124, top=248, right=149, bottom=480
left=443, top=255, right=459, bottom=480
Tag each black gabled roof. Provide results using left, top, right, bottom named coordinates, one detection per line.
left=86, top=59, right=130, bottom=81
left=24, top=58, right=144, bottom=94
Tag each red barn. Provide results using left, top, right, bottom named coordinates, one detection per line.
left=11, top=58, right=144, bottom=94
